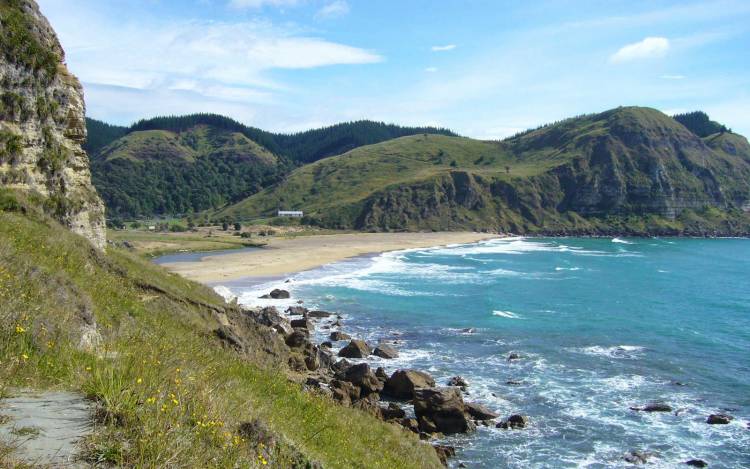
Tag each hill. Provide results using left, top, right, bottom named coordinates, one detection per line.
left=87, top=114, right=455, bottom=218
left=216, top=107, right=750, bottom=236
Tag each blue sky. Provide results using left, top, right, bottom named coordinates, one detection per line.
left=38, top=0, right=750, bottom=138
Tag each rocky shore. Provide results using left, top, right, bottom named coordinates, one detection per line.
left=213, top=285, right=740, bottom=467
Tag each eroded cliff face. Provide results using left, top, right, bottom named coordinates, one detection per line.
left=0, top=0, right=105, bottom=249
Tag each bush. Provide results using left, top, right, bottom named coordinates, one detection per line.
left=169, top=224, right=187, bottom=232
left=240, top=232, right=252, bottom=239
left=0, top=130, right=23, bottom=164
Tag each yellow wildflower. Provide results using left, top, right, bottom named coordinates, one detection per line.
left=136, top=377, right=143, bottom=384
left=15, top=325, right=25, bottom=334
left=21, top=353, right=29, bottom=360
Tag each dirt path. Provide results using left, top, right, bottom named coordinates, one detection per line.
left=0, top=390, right=93, bottom=467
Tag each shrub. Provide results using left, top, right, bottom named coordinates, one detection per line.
left=0, top=130, right=23, bottom=164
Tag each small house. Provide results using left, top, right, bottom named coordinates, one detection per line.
left=277, top=210, right=303, bottom=218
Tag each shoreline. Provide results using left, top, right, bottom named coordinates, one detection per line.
left=159, top=231, right=500, bottom=283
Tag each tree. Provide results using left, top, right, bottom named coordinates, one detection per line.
left=222, top=222, right=229, bottom=231
left=233, top=222, right=241, bottom=231
left=130, top=221, right=141, bottom=229
left=505, top=166, right=511, bottom=174
left=449, top=160, right=457, bottom=167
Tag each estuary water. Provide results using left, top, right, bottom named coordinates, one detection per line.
left=215, top=237, right=750, bottom=468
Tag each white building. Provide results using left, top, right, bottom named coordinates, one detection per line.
left=277, top=210, right=303, bottom=218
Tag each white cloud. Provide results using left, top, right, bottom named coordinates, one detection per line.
left=315, top=0, right=349, bottom=19
left=229, top=0, right=299, bottom=9
left=431, top=44, right=456, bottom=52
left=610, top=37, right=670, bottom=63
left=424, top=67, right=438, bottom=73
left=660, top=74, right=685, bottom=80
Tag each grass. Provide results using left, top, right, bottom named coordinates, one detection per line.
left=0, top=189, right=443, bottom=468
left=9, top=427, right=39, bottom=438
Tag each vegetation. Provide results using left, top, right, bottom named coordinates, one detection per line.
left=0, top=188, right=442, bottom=468
left=673, top=111, right=729, bottom=137
left=0, top=0, right=59, bottom=80
left=85, top=114, right=457, bottom=218
left=83, top=118, right=127, bottom=155
left=215, top=107, right=750, bottom=235
left=0, top=129, right=22, bottom=164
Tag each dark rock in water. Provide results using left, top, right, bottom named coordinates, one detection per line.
left=433, top=444, right=456, bottom=466
left=685, top=459, right=708, bottom=467
left=507, top=352, right=521, bottom=361
left=269, top=289, right=290, bottom=299
left=285, top=331, right=308, bottom=348
left=291, top=318, right=313, bottom=332
left=465, top=402, right=499, bottom=420
left=214, top=326, right=243, bottom=350
left=329, top=379, right=360, bottom=405
left=333, top=320, right=343, bottom=327
left=375, top=367, right=389, bottom=381
left=458, top=463, right=467, bottom=468
left=373, top=344, right=399, bottom=359
left=623, top=450, right=653, bottom=464
left=706, top=414, right=733, bottom=424
left=380, top=402, right=406, bottom=420
left=505, top=380, right=522, bottom=385
left=496, top=414, right=528, bottom=429
left=338, top=339, right=371, bottom=358
left=259, top=294, right=271, bottom=299
left=335, top=363, right=383, bottom=395
left=461, top=328, right=475, bottom=334
left=414, top=387, right=475, bottom=434
left=286, top=306, right=308, bottom=316
left=383, top=369, right=436, bottom=399
left=297, top=300, right=304, bottom=304
left=671, top=381, right=687, bottom=386
left=329, top=331, right=351, bottom=341
left=320, top=341, right=333, bottom=349
left=631, top=403, right=672, bottom=412
left=447, top=376, right=468, bottom=388
left=399, top=417, right=420, bottom=433
left=308, top=310, right=332, bottom=318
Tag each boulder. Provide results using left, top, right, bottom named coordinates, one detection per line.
left=288, top=355, right=307, bottom=372
left=331, top=359, right=352, bottom=374
left=631, top=403, right=673, bottom=412
left=685, top=460, right=708, bottom=467
left=335, top=363, right=383, bottom=395
left=433, top=445, right=456, bottom=466
left=329, top=379, right=360, bottom=406
left=286, top=306, right=308, bottom=316
left=465, top=402, right=499, bottom=420
left=269, top=289, right=290, bottom=299
left=507, top=352, right=522, bottom=361
left=399, top=417, right=420, bottom=433
left=285, top=331, right=308, bottom=348
left=308, top=310, right=332, bottom=318
left=496, top=414, right=528, bottom=429
left=373, top=344, right=399, bottom=359
left=706, top=414, right=733, bottom=424
left=383, top=369, right=436, bottom=399
left=291, top=318, right=314, bottom=331
left=304, top=348, right=320, bottom=371
left=214, top=326, right=243, bottom=350
left=238, top=419, right=276, bottom=448
left=380, top=402, right=406, bottom=420
left=338, top=339, right=371, bottom=358
left=623, top=450, right=653, bottom=465
left=329, top=331, right=351, bottom=341
left=413, top=387, right=475, bottom=434
left=447, top=376, right=468, bottom=388
left=375, top=367, right=389, bottom=380
left=320, top=341, right=333, bottom=349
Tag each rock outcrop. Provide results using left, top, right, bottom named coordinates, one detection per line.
left=0, top=0, right=105, bottom=249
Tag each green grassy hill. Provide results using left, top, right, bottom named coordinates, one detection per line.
left=215, top=107, right=750, bottom=235
left=0, top=188, right=442, bottom=468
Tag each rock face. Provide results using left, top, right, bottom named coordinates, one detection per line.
left=338, top=339, right=371, bottom=358
left=0, top=0, right=105, bottom=249
left=383, top=369, right=436, bottom=399
left=413, top=387, right=475, bottom=435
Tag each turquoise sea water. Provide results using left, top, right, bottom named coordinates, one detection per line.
left=217, top=237, right=750, bottom=468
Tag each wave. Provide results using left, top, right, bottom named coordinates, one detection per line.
left=492, top=310, right=521, bottom=319
left=612, top=237, right=633, bottom=244
left=555, top=266, right=581, bottom=271
left=576, top=345, right=646, bottom=359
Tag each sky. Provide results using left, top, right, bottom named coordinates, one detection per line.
left=38, top=0, right=750, bottom=138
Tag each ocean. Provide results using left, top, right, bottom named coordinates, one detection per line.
left=212, top=237, right=750, bottom=468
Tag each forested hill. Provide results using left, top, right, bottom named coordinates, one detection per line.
left=216, top=106, right=750, bottom=236
left=86, top=114, right=455, bottom=218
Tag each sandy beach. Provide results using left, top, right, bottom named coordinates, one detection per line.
left=161, top=231, right=498, bottom=283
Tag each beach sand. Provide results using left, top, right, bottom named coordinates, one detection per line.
left=161, top=231, right=498, bottom=283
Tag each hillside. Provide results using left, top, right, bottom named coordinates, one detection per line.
left=91, top=123, right=290, bottom=217
left=216, top=107, right=750, bottom=236
left=87, top=114, right=455, bottom=218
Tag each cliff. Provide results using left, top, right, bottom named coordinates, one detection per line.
left=0, top=0, right=105, bottom=248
